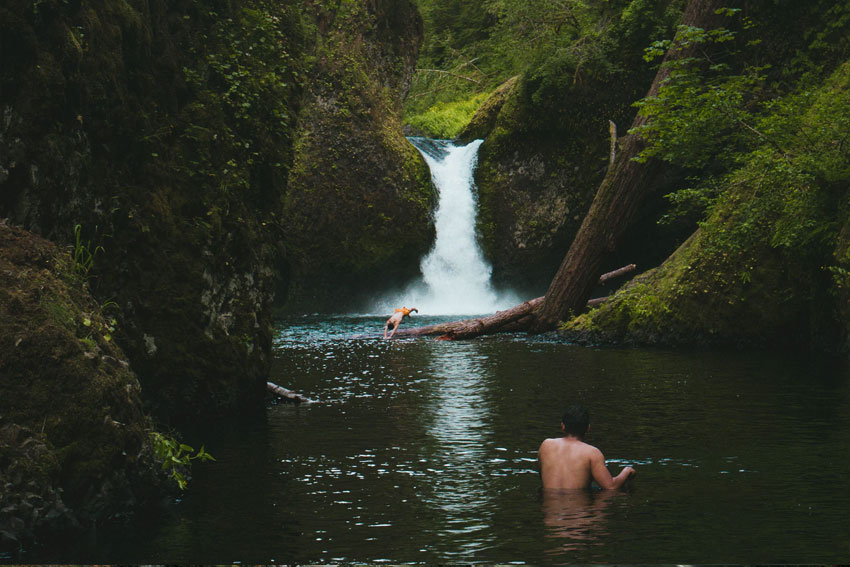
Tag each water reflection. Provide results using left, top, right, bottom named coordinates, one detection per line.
left=421, top=341, right=497, bottom=554
left=541, top=489, right=615, bottom=554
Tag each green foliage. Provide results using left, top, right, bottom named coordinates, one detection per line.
left=149, top=0, right=304, bottom=206
left=80, top=309, right=117, bottom=346
left=564, top=5, right=850, bottom=349
left=406, top=0, right=682, bottom=132
left=657, top=79, right=850, bottom=267
left=404, top=45, right=493, bottom=123
left=206, top=9, right=292, bottom=128
left=632, top=11, right=768, bottom=169
left=795, top=2, right=850, bottom=78
left=71, top=224, right=103, bottom=278
left=633, top=6, right=850, bottom=244
left=150, top=431, right=215, bottom=490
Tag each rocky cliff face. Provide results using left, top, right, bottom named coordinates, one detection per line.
left=281, top=0, right=435, bottom=311
left=0, top=0, right=428, bottom=416
left=0, top=0, right=306, bottom=422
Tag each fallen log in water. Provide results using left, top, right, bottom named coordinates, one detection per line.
left=391, top=264, right=634, bottom=340
left=393, top=296, right=545, bottom=339
left=267, top=382, right=313, bottom=404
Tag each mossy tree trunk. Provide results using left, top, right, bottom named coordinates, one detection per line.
left=534, top=0, right=727, bottom=330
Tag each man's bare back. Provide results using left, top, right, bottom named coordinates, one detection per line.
left=538, top=436, right=633, bottom=490
left=538, top=406, right=635, bottom=490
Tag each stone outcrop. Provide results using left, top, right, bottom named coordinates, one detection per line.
left=464, top=74, right=621, bottom=294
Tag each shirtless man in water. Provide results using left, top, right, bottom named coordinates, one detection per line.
left=383, top=306, right=418, bottom=339
left=538, top=405, right=635, bottom=490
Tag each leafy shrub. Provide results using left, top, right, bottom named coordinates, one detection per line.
left=150, top=431, right=215, bottom=490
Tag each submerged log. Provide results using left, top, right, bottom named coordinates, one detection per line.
left=391, top=264, right=634, bottom=340
left=267, top=382, right=313, bottom=404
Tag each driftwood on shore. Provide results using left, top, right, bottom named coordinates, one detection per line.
left=267, top=382, right=313, bottom=404
left=391, top=264, right=635, bottom=340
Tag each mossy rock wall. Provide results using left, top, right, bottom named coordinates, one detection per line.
left=465, top=73, right=626, bottom=295
left=0, top=0, right=307, bottom=421
left=280, top=0, right=435, bottom=311
left=0, top=224, right=164, bottom=550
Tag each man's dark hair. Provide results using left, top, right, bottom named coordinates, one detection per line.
left=561, top=405, right=589, bottom=437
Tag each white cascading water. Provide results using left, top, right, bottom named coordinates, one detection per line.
left=372, top=138, right=518, bottom=316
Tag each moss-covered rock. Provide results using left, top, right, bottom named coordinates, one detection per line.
left=468, top=71, right=622, bottom=294
left=561, top=227, right=825, bottom=349
left=0, top=223, right=164, bottom=550
left=280, top=0, right=435, bottom=311
left=457, top=76, right=518, bottom=143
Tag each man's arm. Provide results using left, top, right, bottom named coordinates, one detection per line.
left=388, top=315, right=401, bottom=338
left=589, top=447, right=635, bottom=490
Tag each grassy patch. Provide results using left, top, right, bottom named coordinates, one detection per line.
left=404, top=92, right=490, bottom=139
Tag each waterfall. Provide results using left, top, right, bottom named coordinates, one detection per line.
left=372, top=138, right=518, bottom=316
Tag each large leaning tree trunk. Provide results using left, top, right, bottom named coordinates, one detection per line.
left=533, top=0, right=727, bottom=331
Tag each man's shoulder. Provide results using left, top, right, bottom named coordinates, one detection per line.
left=581, top=443, right=605, bottom=462
left=572, top=441, right=602, bottom=456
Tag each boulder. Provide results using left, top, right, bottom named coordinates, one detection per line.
left=280, top=0, right=436, bottom=311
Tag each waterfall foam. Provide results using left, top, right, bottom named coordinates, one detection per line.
left=371, top=138, right=518, bottom=316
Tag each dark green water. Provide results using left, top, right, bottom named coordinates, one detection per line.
left=30, top=315, right=850, bottom=563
